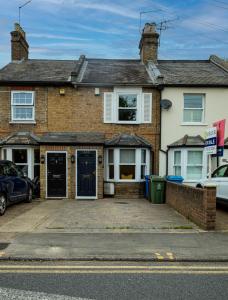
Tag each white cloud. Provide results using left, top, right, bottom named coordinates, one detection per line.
left=28, top=33, right=90, bottom=41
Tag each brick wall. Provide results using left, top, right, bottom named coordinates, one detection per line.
left=40, top=145, right=104, bottom=199
left=0, top=85, right=161, bottom=174
left=113, top=182, right=144, bottom=199
left=166, top=181, right=216, bottom=230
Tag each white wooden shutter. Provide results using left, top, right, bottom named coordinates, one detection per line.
left=142, top=93, right=152, bottom=123
left=104, top=92, right=114, bottom=123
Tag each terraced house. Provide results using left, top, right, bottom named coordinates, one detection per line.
left=0, top=22, right=227, bottom=200
left=0, top=23, right=161, bottom=199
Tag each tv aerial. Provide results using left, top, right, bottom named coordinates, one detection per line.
left=18, top=0, right=32, bottom=25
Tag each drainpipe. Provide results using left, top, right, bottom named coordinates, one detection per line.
left=158, top=86, right=168, bottom=176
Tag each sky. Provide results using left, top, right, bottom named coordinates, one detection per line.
left=0, top=0, right=228, bottom=67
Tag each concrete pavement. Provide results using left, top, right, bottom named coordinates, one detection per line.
left=1, top=232, right=228, bottom=261
left=0, top=198, right=228, bottom=262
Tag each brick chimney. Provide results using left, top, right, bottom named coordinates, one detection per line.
left=139, top=23, right=159, bottom=64
left=11, top=23, right=29, bottom=61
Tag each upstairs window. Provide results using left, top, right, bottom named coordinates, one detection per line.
left=118, top=94, right=137, bottom=122
left=11, top=91, right=35, bottom=122
left=104, top=88, right=152, bottom=124
left=183, top=94, right=204, bottom=123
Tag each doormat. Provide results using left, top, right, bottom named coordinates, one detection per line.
left=115, top=202, right=129, bottom=204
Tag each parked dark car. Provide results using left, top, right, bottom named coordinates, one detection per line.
left=0, top=160, right=34, bottom=216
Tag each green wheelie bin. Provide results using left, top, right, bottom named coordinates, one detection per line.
left=149, top=175, right=165, bottom=204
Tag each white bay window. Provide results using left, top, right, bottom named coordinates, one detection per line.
left=1, top=147, right=40, bottom=179
left=106, top=148, right=150, bottom=182
left=169, top=148, right=206, bottom=182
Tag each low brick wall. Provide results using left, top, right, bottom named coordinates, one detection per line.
left=114, top=182, right=144, bottom=199
left=166, top=181, right=216, bottom=230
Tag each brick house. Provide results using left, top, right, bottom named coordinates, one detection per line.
left=0, top=23, right=161, bottom=199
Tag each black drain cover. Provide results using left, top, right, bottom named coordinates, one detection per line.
left=0, top=243, right=9, bottom=250
left=115, top=202, right=128, bottom=204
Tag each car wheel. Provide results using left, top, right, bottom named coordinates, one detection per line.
left=25, top=187, right=33, bottom=203
left=0, top=194, right=7, bottom=216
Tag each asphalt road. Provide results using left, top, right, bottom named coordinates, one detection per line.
left=0, top=262, right=228, bottom=299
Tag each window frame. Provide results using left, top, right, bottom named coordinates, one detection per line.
left=11, top=91, right=35, bottom=122
left=169, top=148, right=206, bottom=182
left=1, top=147, right=40, bottom=179
left=173, top=150, right=182, bottom=176
left=107, top=149, right=114, bottom=180
left=114, top=88, right=142, bottom=124
left=183, top=93, right=205, bottom=125
left=186, top=150, right=203, bottom=181
left=105, top=148, right=150, bottom=182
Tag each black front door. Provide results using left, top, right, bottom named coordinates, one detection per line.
left=77, top=150, right=96, bottom=198
left=47, top=152, right=66, bottom=198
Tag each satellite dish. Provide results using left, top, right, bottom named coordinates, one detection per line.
left=160, top=99, right=172, bottom=110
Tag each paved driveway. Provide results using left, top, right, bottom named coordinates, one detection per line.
left=0, top=198, right=198, bottom=234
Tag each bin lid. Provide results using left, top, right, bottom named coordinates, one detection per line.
left=150, top=175, right=165, bottom=182
left=166, top=175, right=184, bottom=181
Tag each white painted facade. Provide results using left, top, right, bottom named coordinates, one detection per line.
left=159, top=87, right=228, bottom=182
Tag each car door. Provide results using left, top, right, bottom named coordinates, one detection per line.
left=4, top=163, right=28, bottom=202
left=212, top=165, right=228, bottom=200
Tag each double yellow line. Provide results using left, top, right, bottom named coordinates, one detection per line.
left=0, top=265, right=228, bottom=274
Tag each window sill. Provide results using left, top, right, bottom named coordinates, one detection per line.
left=181, top=122, right=207, bottom=126
left=9, top=121, right=36, bottom=124
left=106, top=179, right=145, bottom=183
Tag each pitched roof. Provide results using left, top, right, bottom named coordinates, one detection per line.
left=79, top=59, right=153, bottom=85
left=1, top=56, right=228, bottom=87
left=157, top=60, right=228, bottom=86
left=168, top=135, right=205, bottom=148
left=105, top=134, right=151, bottom=148
left=39, top=132, right=105, bottom=145
left=0, top=59, right=79, bottom=83
left=0, top=132, right=40, bottom=145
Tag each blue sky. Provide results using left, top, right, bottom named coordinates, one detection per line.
left=0, top=0, right=228, bottom=67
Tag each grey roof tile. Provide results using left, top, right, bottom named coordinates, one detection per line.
left=81, top=59, right=153, bottom=85
left=40, top=132, right=105, bottom=144
left=0, top=132, right=40, bottom=145
left=105, top=134, right=151, bottom=148
left=0, top=59, right=79, bottom=83
left=168, top=135, right=205, bottom=148
left=157, top=60, right=228, bottom=86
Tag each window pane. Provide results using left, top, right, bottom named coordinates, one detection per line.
left=3, top=149, right=7, bottom=160
left=108, top=149, right=113, bottom=164
left=213, top=166, right=228, bottom=178
left=141, top=149, right=146, bottom=164
left=141, top=165, right=146, bottom=179
left=188, top=151, right=202, bottom=165
left=174, top=166, right=181, bottom=176
left=187, top=166, right=202, bottom=180
left=16, top=165, right=28, bottom=176
left=183, top=109, right=202, bottom=122
left=174, top=151, right=181, bottom=165
left=120, top=149, right=135, bottom=164
left=13, top=92, right=33, bottom=105
left=34, top=149, right=40, bottom=164
left=13, top=107, right=33, bottom=120
left=119, top=109, right=136, bottom=121
left=120, top=165, right=135, bottom=180
left=119, top=94, right=137, bottom=108
left=109, top=165, right=114, bottom=179
left=184, top=95, right=203, bottom=108
left=12, top=149, right=27, bottom=164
